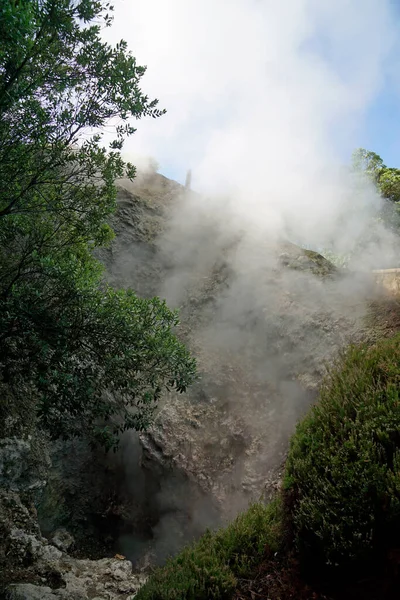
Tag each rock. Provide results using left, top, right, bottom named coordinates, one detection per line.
left=3, top=172, right=388, bottom=595
left=26, top=173, right=379, bottom=569
left=0, top=438, right=48, bottom=492
left=38, top=543, right=63, bottom=562
left=5, top=550, right=147, bottom=599
left=0, top=490, right=44, bottom=585
left=52, top=557, right=146, bottom=599
left=50, top=529, right=74, bottom=553
left=2, top=488, right=147, bottom=598
left=0, top=439, right=31, bottom=488
left=6, top=583, right=56, bottom=599
left=8, top=527, right=43, bottom=558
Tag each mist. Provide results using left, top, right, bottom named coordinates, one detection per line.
left=104, top=0, right=400, bottom=259
left=100, top=0, right=400, bottom=566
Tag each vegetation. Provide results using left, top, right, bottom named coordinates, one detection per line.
left=285, top=333, right=400, bottom=567
left=136, top=501, right=283, bottom=600
left=353, top=149, right=400, bottom=204
left=0, top=0, right=196, bottom=450
left=2, top=1, right=400, bottom=596
left=138, top=327, right=400, bottom=598
left=352, top=148, right=400, bottom=231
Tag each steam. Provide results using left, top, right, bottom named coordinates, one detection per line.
left=100, top=0, right=400, bottom=565
left=106, top=0, right=399, bottom=262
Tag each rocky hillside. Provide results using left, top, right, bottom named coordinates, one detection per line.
left=1, top=170, right=387, bottom=597
left=95, top=172, right=379, bottom=558
left=1, top=490, right=146, bottom=599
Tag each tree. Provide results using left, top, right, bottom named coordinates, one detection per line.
left=0, top=0, right=196, bottom=450
left=351, top=148, right=385, bottom=180
left=352, top=148, right=400, bottom=230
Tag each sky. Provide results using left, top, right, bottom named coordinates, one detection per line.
left=102, top=0, right=400, bottom=188
left=360, top=84, right=400, bottom=170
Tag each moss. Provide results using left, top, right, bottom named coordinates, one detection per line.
left=136, top=500, right=283, bottom=600
left=284, top=333, right=400, bottom=567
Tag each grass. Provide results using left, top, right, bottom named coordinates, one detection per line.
left=135, top=500, right=283, bottom=600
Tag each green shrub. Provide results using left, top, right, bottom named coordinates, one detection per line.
left=136, top=500, right=282, bottom=600
left=285, top=334, right=400, bottom=567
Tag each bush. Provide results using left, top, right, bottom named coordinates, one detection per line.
left=136, top=500, right=283, bottom=600
left=285, top=334, right=400, bottom=567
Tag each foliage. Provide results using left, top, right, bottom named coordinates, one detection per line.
left=0, top=0, right=195, bottom=449
left=352, top=148, right=400, bottom=230
left=136, top=500, right=283, bottom=600
left=284, top=334, right=400, bottom=567
left=1, top=253, right=196, bottom=449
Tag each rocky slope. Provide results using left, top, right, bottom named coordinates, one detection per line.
left=95, top=172, right=378, bottom=555
left=1, top=170, right=384, bottom=596
left=3, top=514, right=145, bottom=600
left=0, top=447, right=146, bottom=599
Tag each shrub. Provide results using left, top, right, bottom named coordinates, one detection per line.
left=136, top=500, right=283, bottom=600
left=285, top=333, right=400, bottom=567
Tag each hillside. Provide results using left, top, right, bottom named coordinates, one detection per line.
left=2, top=171, right=397, bottom=599
left=44, top=172, right=386, bottom=562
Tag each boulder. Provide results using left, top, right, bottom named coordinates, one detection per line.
left=50, top=529, right=75, bottom=553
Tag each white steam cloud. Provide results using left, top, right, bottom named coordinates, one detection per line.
left=104, top=0, right=398, bottom=261
left=99, top=0, right=400, bottom=564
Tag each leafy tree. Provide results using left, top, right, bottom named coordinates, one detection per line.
left=352, top=148, right=385, bottom=179
left=352, top=148, right=400, bottom=230
left=0, top=0, right=196, bottom=450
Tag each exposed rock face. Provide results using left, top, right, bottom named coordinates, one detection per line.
left=0, top=385, right=50, bottom=498
left=136, top=249, right=370, bottom=520
left=37, top=438, right=134, bottom=558
left=95, top=173, right=377, bottom=534
left=0, top=438, right=47, bottom=493
left=1, top=490, right=146, bottom=599
left=96, top=173, right=182, bottom=298
left=50, top=529, right=75, bottom=553
left=37, top=171, right=379, bottom=567
left=2, top=171, right=391, bottom=595
left=6, top=558, right=145, bottom=600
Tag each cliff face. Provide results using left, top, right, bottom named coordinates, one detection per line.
left=1, top=488, right=146, bottom=599
left=93, top=172, right=377, bottom=554
left=2, top=170, right=383, bottom=596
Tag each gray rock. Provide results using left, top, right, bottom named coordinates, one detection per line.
left=45, top=175, right=374, bottom=561
left=2, top=489, right=146, bottom=599
left=4, top=173, right=378, bottom=582
left=8, top=527, right=43, bottom=558
left=38, top=543, right=63, bottom=562
left=6, top=554, right=146, bottom=599
left=6, top=584, right=56, bottom=600
left=0, top=439, right=30, bottom=485
left=50, top=528, right=75, bottom=553
left=0, top=438, right=46, bottom=492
